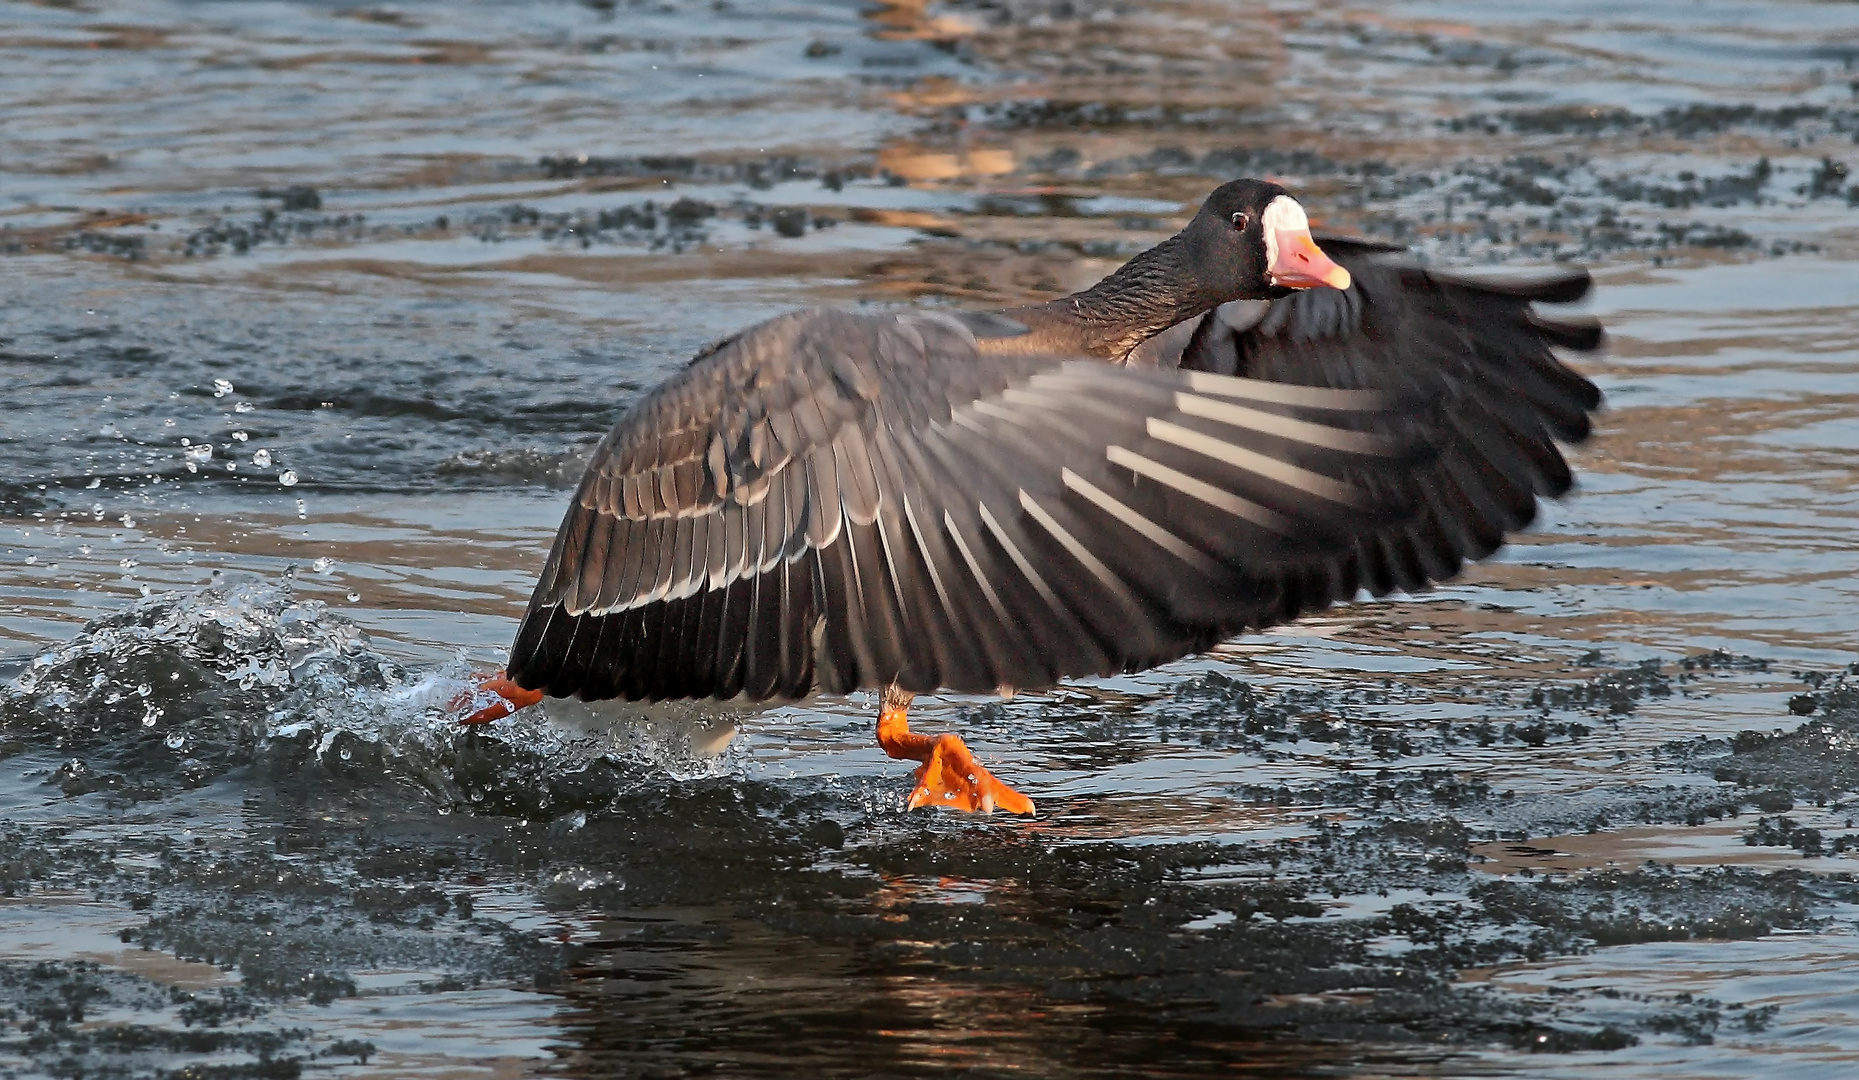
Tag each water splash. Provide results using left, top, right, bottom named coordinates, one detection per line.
left=0, top=575, right=744, bottom=814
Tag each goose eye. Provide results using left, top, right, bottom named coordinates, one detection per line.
left=1229, top=211, right=1250, bottom=230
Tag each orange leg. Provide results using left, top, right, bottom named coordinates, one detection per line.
left=453, top=670, right=543, bottom=726
left=876, top=685, right=1034, bottom=815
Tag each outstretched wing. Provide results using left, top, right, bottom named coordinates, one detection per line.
left=1148, top=246, right=1604, bottom=606
left=506, top=307, right=1458, bottom=701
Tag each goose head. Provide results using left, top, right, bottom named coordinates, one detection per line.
left=1185, top=178, right=1352, bottom=299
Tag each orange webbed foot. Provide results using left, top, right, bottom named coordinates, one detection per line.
left=906, top=732, right=1036, bottom=815
left=452, top=670, right=543, bottom=726
left=876, top=686, right=1035, bottom=816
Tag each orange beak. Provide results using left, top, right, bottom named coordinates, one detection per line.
left=1268, top=231, right=1351, bottom=290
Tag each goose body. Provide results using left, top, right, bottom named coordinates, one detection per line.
left=465, top=179, right=1604, bottom=814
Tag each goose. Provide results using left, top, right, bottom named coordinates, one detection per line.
left=459, top=178, right=1604, bottom=815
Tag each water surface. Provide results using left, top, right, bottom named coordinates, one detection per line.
left=4, top=0, right=1859, bottom=1076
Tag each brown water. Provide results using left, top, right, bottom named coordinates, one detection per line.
left=4, top=0, right=1859, bottom=1076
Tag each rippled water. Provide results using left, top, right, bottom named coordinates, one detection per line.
left=4, top=0, right=1859, bottom=1076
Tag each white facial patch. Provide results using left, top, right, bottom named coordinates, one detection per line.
left=1260, top=195, right=1309, bottom=277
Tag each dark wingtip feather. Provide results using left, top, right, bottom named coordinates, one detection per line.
left=1444, top=269, right=1593, bottom=305
left=1529, top=312, right=1606, bottom=353
left=1520, top=269, right=1592, bottom=305
left=506, top=605, right=556, bottom=692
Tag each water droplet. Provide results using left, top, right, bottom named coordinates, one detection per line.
left=338, top=746, right=351, bottom=761
left=164, top=732, right=185, bottom=750
left=86, top=477, right=100, bottom=490
left=78, top=545, right=91, bottom=555
left=279, top=470, right=298, bottom=487
left=234, top=401, right=255, bottom=413
left=99, top=422, right=118, bottom=438
left=119, top=557, right=138, bottom=570
left=184, top=444, right=212, bottom=463
left=23, top=555, right=36, bottom=565
left=469, top=789, right=484, bottom=803
left=232, top=431, right=249, bottom=443
left=212, top=378, right=234, bottom=398
left=346, top=592, right=360, bottom=603
left=312, top=557, right=334, bottom=573
left=252, top=449, right=272, bottom=467
left=120, top=514, right=135, bottom=529
left=137, top=683, right=151, bottom=697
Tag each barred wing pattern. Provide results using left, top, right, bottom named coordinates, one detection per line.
left=507, top=308, right=1458, bottom=701
left=1160, top=249, right=1604, bottom=607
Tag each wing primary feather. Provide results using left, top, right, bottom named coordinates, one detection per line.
left=1172, top=392, right=1393, bottom=453
left=581, top=612, right=623, bottom=701
left=1144, top=418, right=1365, bottom=507
left=669, top=512, right=706, bottom=601
left=605, top=515, right=652, bottom=613
left=805, top=450, right=845, bottom=548
left=872, top=511, right=913, bottom=627
left=1039, top=365, right=1388, bottom=410
left=774, top=527, right=804, bottom=694
left=897, top=491, right=993, bottom=691
left=743, top=483, right=782, bottom=697
left=833, top=432, right=883, bottom=526
left=507, top=603, right=560, bottom=689
left=868, top=431, right=963, bottom=689
left=942, top=508, right=1014, bottom=629
left=844, top=517, right=908, bottom=683
left=557, top=610, right=605, bottom=700
left=721, top=503, right=748, bottom=584
left=782, top=466, right=810, bottom=561
left=713, top=577, right=749, bottom=697
left=573, top=512, right=619, bottom=616
left=743, top=557, right=779, bottom=699
left=705, top=506, right=729, bottom=590
left=1060, top=467, right=1221, bottom=575
left=1103, top=446, right=1298, bottom=535
left=815, top=519, right=876, bottom=690
left=672, top=589, right=709, bottom=694
left=1017, top=490, right=1149, bottom=617
left=901, top=495, right=960, bottom=622
left=642, top=515, right=680, bottom=605
left=976, top=500, right=1064, bottom=616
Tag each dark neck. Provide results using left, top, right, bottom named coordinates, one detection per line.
left=1046, top=234, right=1227, bottom=359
